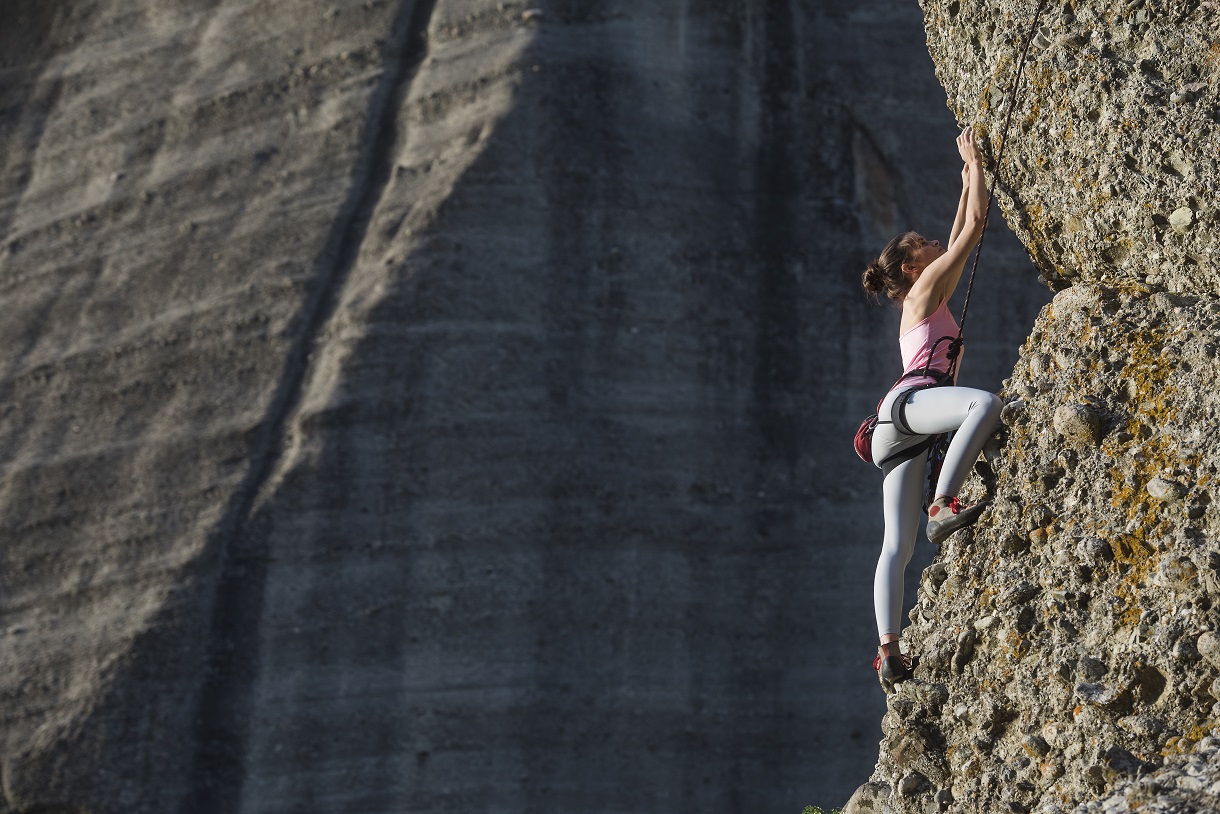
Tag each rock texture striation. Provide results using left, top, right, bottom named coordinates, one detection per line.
left=0, top=1, right=1048, bottom=812
left=849, top=0, right=1220, bottom=811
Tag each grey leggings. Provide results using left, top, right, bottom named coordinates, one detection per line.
left=870, top=386, right=1001, bottom=639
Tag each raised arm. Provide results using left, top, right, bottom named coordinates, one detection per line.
left=906, top=128, right=987, bottom=310
left=948, top=166, right=970, bottom=248
left=950, top=128, right=987, bottom=252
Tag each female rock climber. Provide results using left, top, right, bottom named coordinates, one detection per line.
left=860, top=126, right=1002, bottom=692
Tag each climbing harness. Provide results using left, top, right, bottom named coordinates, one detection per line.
left=853, top=351, right=954, bottom=469
left=855, top=0, right=1050, bottom=483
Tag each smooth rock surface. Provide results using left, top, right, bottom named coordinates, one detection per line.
left=0, top=1, right=1048, bottom=812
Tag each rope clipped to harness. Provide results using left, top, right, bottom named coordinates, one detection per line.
left=925, top=435, right=950, bottom=510
left=856, top=2, right=1048, bottom=472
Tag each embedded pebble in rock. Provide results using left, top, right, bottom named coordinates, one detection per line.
left=1169, top=207, right=1195, bottom=234
left=1156, top=556, right=1198, bottom=591
left=1053, top=403, right=1104, bottom=447
left=1197, top=633, right=1220, bottom=669
left=1076, top=537, right=1114, bottom=566
left=1147, top=476, right=1184, bottom=501
left=1001, top=398, right=1028, bottom=426
left=898, top=772, right=929, bottom=797
left=1077, top=683, right=1117, bottom=706
left=973, top=615, right=999, bottom=631
left=848, top=0, right=1220, bottom=811
left=1078, top=655, right=1109, bottom=681
left=1024, top=734, right=1052, bottom=758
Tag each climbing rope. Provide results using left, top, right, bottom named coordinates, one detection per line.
left=926, top=0, right=1051, bottom=508
left=945, top=0, right=1052, bottom=379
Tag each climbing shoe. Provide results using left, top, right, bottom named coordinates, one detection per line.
left=926, top=496, right=988, bottom=546
left=873, top=648, right=917, bottom=693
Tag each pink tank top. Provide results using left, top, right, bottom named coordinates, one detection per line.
left=890, top=300, right=961, bottom=395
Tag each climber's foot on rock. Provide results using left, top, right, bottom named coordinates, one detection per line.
left=926, top=496, right=989, bottom=546
left=873, top=644, right=917, bottom=693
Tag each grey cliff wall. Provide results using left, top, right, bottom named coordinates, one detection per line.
left=849, top=0, right=1220, bottom=812
left=0, top=1, right=1047, bottom=812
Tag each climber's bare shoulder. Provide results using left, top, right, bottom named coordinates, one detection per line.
left=899, top=287, right=941, bottom=333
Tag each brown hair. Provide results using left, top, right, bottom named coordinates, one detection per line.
left=862, top=231, right=922, bottom=303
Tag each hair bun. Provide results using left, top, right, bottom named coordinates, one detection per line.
left=861, top=262, right=884, bottom=293
left=864, top=232, right=918, bottom=302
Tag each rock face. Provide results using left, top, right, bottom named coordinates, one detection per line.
left=850, top=1, right=1220, bottom=812
left=926, top=0, right=1219, bottom=297
left=0, top=1, right=1049, bottom=812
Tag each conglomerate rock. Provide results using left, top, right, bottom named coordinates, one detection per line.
left=849, top=1, right=1220, bottom=812
left=925, top=0, right=1219, bottom=294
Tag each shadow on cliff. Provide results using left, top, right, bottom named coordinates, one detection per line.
left=163, top=0, right=992, bottom=809
left=177, top=0, right=441, bottom=811
left=246, top=0, right=879, bottom=809
left=0, top=0, right=1047, bottom=811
